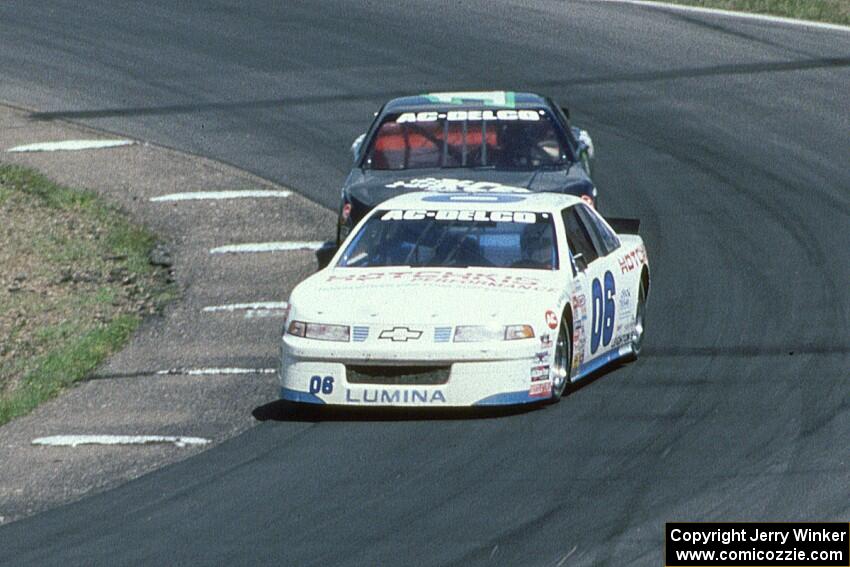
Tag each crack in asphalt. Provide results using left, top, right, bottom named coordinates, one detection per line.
left=27, top=57, right=850, bottom=121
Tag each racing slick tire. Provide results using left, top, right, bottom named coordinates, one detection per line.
left=624, top=279, right=647, bottom=362
left=549, top=314, right=572, bottom=403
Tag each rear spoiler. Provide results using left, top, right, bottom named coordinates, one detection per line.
left=605, top=217, right=640, bottom=235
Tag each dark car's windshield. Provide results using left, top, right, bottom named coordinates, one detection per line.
left=337, top=208, right=558, bottom=270
left=362, top=109, right=570, bottom=171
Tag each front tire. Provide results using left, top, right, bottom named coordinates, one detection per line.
left=549, top=317, right=572, bottom=403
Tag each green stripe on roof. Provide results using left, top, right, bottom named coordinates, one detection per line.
left=422, top=91, right=517, bottom=108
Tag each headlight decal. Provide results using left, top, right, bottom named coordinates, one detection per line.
left=287, top=321, right=351, bottom=342
left=453, top=325, right=535, bottom=342
left=504, top=325, right=535, bottom=340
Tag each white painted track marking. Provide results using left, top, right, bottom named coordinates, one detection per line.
left=156, top=367, right=276, bottom=376
left=210, top=241, right=324, bottom=254
left=202, top=301, right=288, bottom=313
left=593, top=0, right=850, bottom=33
left=244, top=309, right=286, bottom=319
left=7, top=140, right=135, bottom=153
left=150, top=190, right=291, bottom=202
left=32, top=435, right=209, bottom=448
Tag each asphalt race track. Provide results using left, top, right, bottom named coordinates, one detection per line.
left=0, top=1, right=848, bottom=565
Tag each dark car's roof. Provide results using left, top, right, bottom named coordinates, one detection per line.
left=383, top=91, right=551, bottom=113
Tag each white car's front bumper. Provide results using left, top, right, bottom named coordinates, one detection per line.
left=279, top=334, right=553, bottom=407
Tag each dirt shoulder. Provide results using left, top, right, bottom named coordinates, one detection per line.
left=0, top=102, right=334, bottom=523
left=0, top=165, right=174, bottom=425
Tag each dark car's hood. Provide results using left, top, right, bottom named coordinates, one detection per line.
left=344, top=166, right=594, bottom=209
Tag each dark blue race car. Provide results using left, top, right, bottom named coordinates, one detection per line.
left=335, top=91, right=597, bottom=244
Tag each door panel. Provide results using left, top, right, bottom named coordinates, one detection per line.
left=561, top=204, right=621, bottom=365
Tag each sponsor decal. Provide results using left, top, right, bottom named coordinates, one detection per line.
left=571, top=281, right=589, bottom=328
left=380, top=209, right=537, bottom=224
left=617, top=290, right=633, bottom=322
left=346, top=388, right=447, bottom=404
left=539, top=333, right=552, bottom=348
left=385, top=178, right=530, bottom=194
left=570, top=292, right=586, bottom=362
left=610, top=334, right=631, bottom=348
left=529, top=382, right=552, bottom=398
left=324, top=271, right=559, bottom=293
left=531, top=364, right=549, bottom=382
left=618, top=246, right=648, bottom=274
left=395, top=109, right=541, bottom=123
left=378, top=327, right=423, bottom=342
left=534, top=350, right=549, bottom=363
left=572, top=294, right=588, bottom=324
left=545, top=310, right=558, bottom=330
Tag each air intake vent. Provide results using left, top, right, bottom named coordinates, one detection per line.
left=346, top=365, right=450, bottom=385
left=434, top=327, right=452, bottom=342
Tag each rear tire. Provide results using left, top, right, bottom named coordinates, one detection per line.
left=625, top=282, right=647, bottom=362
left=549, top=317, right=572, bottom=403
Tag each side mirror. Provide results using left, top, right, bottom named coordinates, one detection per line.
left=315, top=241, right=339, bottom=270
left=572, top=252, right=587, bottom=271
left=577, top=129, right=594, bottom=159
left=571, top=127, right=595, bottom=175
left=350, top=133, right=366, bottom=162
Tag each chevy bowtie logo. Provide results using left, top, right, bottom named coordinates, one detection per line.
left=379, top=327, right=423, bottom=342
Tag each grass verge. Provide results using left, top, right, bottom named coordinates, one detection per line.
left=0, top=165, right=176, bottom=425
left=658, top=0, right=850, bottom=26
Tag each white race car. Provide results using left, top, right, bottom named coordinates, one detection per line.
left=280, top=191, right=649, bottom=407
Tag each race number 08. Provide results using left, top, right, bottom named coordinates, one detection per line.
left=590, top=271, right=616, bottom=354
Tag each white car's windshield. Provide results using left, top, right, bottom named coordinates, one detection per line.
left=337, top=208, right=558, bottom=270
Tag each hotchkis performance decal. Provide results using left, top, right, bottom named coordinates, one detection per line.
left=324, top=271, right=559, bottom=292
left=396, top=109, right=541, bottom=123
left=618, top=245, right=648, bottom=273
left=386, top=178, right=531, bottom=193
left=380, top=209, right=538, bottom=223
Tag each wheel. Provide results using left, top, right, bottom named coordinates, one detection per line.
left=625, top=282, right=647, bottom=361
left=549, top=317, right=572, bottom=403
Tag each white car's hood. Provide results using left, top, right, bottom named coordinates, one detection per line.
left=290, top=267, right=563, bottom=325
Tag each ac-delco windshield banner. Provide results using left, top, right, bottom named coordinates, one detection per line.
left=395, top=109, right=542, bottom=123
left=665, top=522, right=849, bottom=567
left=379, top=209, right=540, bottom=223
